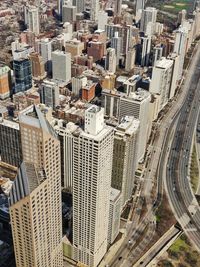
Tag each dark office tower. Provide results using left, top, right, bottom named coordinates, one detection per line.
left=0, top=119, right=22, bottom=167
left=13, top=58, right=32, bottom=93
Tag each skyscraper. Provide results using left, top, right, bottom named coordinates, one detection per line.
left=90, top=0, right=100, bottom=21
left=150, top=57, right=173, bottom=112
left=29, top=52, right=46, bottom=79
left=52, top=50, right=71, bottom=83
left=63, top=105, right=114, bottom=267
left=27, top=6, right=40, bottom=35
left=39, top=80, right=59, bottom=109
left=119, top=89, right=151, bottom=161
left=136, top=0, right=145, bottom=12
left=13, top=58, right=32, bottom=93
left=105, top=48, right=117, bottom=74
left=112, top=116, right=139, bottom=205
left=173, top=26, right=188, bottom=80
left=111, top=32, right=122, bottom=64
left=114, top=0, right=122, bottom=17
left=9, top=106, right=63, bottom=267
left=140, top=7, right=157, bottom=35
left=141, top=36, right=151, bottom=67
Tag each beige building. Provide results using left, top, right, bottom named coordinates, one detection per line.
left=9, top=106, right=63, bottom=267
left=65, top=40, right=84, bottom=58
left=29, top=52, right=46, bottom=79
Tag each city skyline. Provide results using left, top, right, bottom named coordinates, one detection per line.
left=0, top=0, right=200, bottom=267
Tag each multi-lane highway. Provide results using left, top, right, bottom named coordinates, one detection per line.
left=164, top=42, right=200, bottom=251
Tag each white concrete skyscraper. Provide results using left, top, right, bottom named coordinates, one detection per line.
left=27, top=6, right=40, bottom=35
left=91, top=0, right=100, bottom=21
left=61, top=105, right=114, bottom=267
left=9, top=106, right=63, bottom=267
left=140, top=7, right=157, bottom=35
left=150, top=57, right=174, bottom=112
left=119, top=89, right=151, bottom=161
left=173, top=26, right=188, bottom=80
left=52, top=50, right=71, bottom=83
left=136, top=0, right=145, bottom=12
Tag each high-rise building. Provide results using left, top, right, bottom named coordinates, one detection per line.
left=140, top=7, right=157, bottom=35
left=29, top=52, right=46, bottom=79
left=72, top=0, right=85, bottom=13
left=173, top=26, right=188, bottom=80
left=0, top=64, right=11, bottom=99
left=119, top=89, right=151, bottom=161
left=0, top=119, right=22, bottom=167
left=52, top=50, right=71, bottom=83
left=136, top=0, right=145, bottom=12
left=98, top=11, right=108, bottom=31
left=153, top=44, right=163, bottom=66
left=72, top=75, right=87, bottom=95
left=38, top=38, right=52, bottom=73
left=108, top=188, right=121, bottom=245
left=63, top=105, right=114, bottom=267
left=167, top=53, right=181, bottom=99
left=27, top=6, right=40, bottom=35
left=114, top=0, right=122, bottom=17
left=112, top=116, right=139, bottom=205
left=9, top=106, right=63, bottom=267
left=105, top=48, right=117, bottom=74
left=141, top=36, right=151, bottom=67
left=125, top=49, right=136, bottom=72
left=13, top=58, right=32, bottom=93
left=150, top=57, right=173, bottom=112
left=91, top=0, right=100, bottom=21
left=101, top=89, right=121, bottom=118
left=111, top=32, right=122, bottom=64
left=62, top=5, right=77, bottom=23
left=39, top=80, right=59, bottom=109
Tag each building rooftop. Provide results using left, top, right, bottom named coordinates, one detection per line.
left=0, top=119, right=19, bottom=130
left=117, top=116, right=140, bottom=136
left=110, top=188, right=121, bottom=203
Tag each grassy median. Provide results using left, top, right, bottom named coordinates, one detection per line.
left=190, top=145, right=199, bottom=194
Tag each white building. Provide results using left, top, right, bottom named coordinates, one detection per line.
left=150, top=57, right=173, bottom=111
left=27, top=6, right=40, bottom=35
left=65, top=105, right=114, bottom=267
left=52, top=50, right=71, bottom=83
left=111, top=32, right=122, bottom=64
left=119, top=89, right=151, bottom=161
left=173, top=26, right=188, bottom=80
left=91, top=0, right=100, bottom=21
left=38, top=38, right=52, bottom=63
left=72, top=75, right=87, bottom=95
left=62, top=5, right=77, bottom=23
left=108, top=188, right=121, bottom=245
left=39, top=80, right=59, bottom=109
left=140, top=7, right=157, bottom=36
left=125, top=49, right=136, bottom=72
left=105, top=48, right=117, bottom=74
left=167, top=53, right=180, bottom=99
left=98, top=11, right=108, bottom=31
